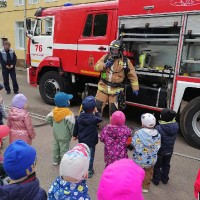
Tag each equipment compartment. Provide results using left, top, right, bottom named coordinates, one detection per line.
left=119, top=15, right=182, bottom=29
left=119, top=15, right=182, bottom=108
left=180, top=14, right=200, bottom=76
left=126, top=84, right=167, bottom=108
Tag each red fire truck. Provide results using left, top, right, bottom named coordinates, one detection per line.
left=26, top=0, right=200, bottom=148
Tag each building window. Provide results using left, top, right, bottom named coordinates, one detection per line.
left=14, top=0, right=24, bottom=6
left=15, top=22, right=25, bottom=49
left=28, top=0, right=39, bottom=4
left=83, top=13, right=108, bottom=37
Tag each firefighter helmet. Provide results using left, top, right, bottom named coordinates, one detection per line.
left=109, top=39, right=123, bottom=58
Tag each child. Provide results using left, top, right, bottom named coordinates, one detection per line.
left=48, top=143, right=91, bottom=200
left=152, top=108, right=179, bottom=185
left=97, top=159, right=145, bottom=200
left=73, top=96, right=102, bottom=178
left=7, top=94, right=35, bottom=145
left=194, top=169, right=200, bottom=200
left=0, top=140, right=47, bottom=199
left=0, top=125, right=10, bottom=180
left=0, top=83, right=7, bottom=125
left=0, top=84, right=7, bottom=149
left=132, top=113, right=161, bottom=193
left=100, top=111, right=131, bottom=167
left=47, top=92, right=75, bottom=165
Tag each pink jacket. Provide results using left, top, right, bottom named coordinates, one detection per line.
left=7, top=107, right=35, bottom=145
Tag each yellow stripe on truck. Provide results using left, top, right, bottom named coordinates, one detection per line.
left=80, top=70, right=100, bottom=76
left=31, top=60, right=41, bottom=63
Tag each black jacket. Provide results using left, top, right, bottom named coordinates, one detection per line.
left=0, top=49, right=17, bottom=68
left=0, top=173, right=47, bottom=200
left=156, top=121, right=179, bottom=155
left=73, top=112, right=102, bottom=148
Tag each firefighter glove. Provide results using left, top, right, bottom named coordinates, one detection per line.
left=133, top=90, right=139, bottom=96
left=105, top=58, right=114, bottom=68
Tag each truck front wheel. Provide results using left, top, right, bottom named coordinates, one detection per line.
left=39, top=71, right=63, bottom=105
left=180, top=97, right=200, bottom=149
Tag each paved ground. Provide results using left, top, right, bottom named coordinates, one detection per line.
left=0, top=69, right=199, bottom=200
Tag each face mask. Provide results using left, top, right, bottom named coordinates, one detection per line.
left=110, top=47, right=120, bottom=58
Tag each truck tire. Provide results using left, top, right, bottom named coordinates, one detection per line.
left=39, top=71, right=63, bottom=105
left=180, top=97, right=200, bottom=149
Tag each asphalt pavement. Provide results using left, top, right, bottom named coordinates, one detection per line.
left=0, top=69, right=199, bottom=200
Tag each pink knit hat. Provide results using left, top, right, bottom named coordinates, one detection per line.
left=111, top=111, right=126, bottom=126
left=97, top=159, right=145, bottom=200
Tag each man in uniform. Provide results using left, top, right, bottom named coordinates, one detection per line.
left=94, top=39, right=139, bottom=115
left=0, top=41, right=19, bottom=94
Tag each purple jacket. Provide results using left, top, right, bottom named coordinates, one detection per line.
left=0, top=174, right=47, bottom=200
left=100, top=125, right=131, bottom=167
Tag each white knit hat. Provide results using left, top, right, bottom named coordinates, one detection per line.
left=141, top=113, right=156, bottom=128
left=60, top=143, right=90, bottom=181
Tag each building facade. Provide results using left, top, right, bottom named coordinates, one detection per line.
left=0, top=0, right=108, bottom=67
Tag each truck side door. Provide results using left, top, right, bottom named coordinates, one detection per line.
left=77, top=9, right=117, bottom=76
left=30, top=17, right=54, bottom=67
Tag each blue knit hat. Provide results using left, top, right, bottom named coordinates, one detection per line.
left=54, top=92, right=73, bottom=107
left=82, top=96, right=96, bottom=112
left=3, top=140, right=37, bottom=180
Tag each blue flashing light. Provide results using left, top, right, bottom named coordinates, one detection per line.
left=64, top=3, right=73, bottom=6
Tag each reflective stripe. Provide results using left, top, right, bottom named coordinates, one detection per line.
left=54, top=44, right=77, bottom=50
left=131, top=82, right=139, bottom=86
left=80, top=70, right=100, bottom=76
left=31, top=60, right=41, bottom=63
left=159, top=119, right=176, bottom=124
left=98, top=85, right=124, bottom=95
left=54, top=43, right=109, bottom=52
left=94, top=64, right=100, bottom=71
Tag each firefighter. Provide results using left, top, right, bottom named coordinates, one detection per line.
left=94, top=39, right=139, bottom=115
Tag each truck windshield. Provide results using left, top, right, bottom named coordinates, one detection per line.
left=34, top=18, right=53, bottom=36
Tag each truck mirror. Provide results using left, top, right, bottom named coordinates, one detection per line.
left=26, top=18, right=32, bottom=30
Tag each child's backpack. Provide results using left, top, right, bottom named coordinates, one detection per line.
left=194, top=169, right=200, bottom=199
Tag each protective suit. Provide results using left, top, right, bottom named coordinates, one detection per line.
left=94, top=40, right=139, bottom=115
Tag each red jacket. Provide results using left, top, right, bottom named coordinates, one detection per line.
left=194, top=169, right=200, bottom=199
left=7, top=107, right=35, bottom=145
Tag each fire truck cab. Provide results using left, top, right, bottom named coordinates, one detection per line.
left=26, top=0, right=200, bottom=148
